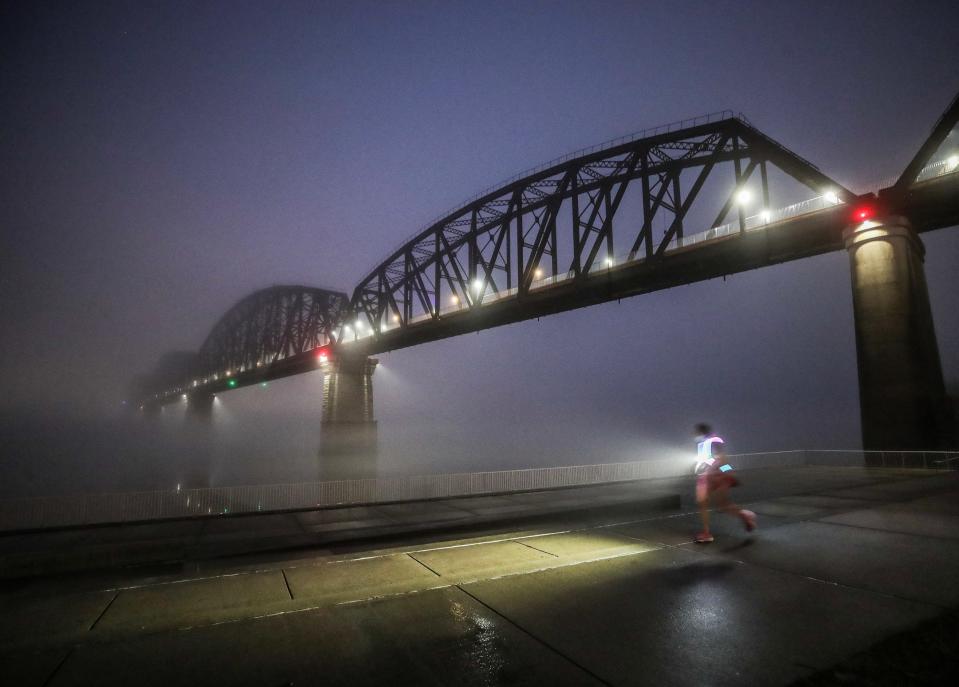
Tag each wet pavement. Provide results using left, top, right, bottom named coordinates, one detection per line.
left=2, top=466, right=958, bottom=686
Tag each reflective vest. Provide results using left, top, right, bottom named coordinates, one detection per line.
left=695, top=435, right=724, bottom=475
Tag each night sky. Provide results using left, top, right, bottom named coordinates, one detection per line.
left=2, top=1, right=958, bottom=492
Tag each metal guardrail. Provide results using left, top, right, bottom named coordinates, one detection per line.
left=730, top=448, right=959, bottom=470
left=1, top=449, right=955, bottom=532
left=0, top=459, right=690, bottom=532
left=915, top=158, right=959, bottom=183
left=853, top=157, right=957, bottom=194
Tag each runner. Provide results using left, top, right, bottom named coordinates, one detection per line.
left=693, top=423, right=756, bottom=543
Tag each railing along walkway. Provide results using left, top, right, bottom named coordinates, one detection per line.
left=1, top=449, right=956, bottom=533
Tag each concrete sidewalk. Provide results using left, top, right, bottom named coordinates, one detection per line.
left=2, top=466, right=958, bottom=686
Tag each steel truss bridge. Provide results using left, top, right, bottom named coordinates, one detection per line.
left=134, top=94, right=959, bottom=407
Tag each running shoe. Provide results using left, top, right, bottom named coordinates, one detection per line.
left=694, top=531, right=714, bottom=543
left=740, top=509, right=757, bottom=532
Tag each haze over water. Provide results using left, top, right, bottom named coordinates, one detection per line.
left=5, top=234, right=957, bottom=500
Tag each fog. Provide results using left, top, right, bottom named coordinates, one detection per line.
left=2, top=2, right=958, bottom=498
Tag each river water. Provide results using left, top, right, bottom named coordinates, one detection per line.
left=0, top=402, right=680, bottom=499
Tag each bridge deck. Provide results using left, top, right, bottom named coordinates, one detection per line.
left=3, top=466, right=959, bottom=686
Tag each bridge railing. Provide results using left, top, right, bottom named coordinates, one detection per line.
left=853, top=157, right=958, bottom=194
left=1, top=449, right=955, bottom=533
left=915, top=157, right=959, bottom=183
left=340, top=194, right=850, bottom=332
left=729, top=449, right=959, bottom=471
left=667, top=194, right=844, bottom=251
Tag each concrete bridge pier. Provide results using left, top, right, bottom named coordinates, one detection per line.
left=318, top=355, right=378, bottom=480
left=181, top=392, right=214, bottom=488
left=186, top=392, right=214, bottom=422
left=844, top=215, right=954, bottom=450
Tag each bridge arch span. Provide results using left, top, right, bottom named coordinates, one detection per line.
left=191, top=285, right=348, bottom=388
left=346, top=114, right=856, bottom=345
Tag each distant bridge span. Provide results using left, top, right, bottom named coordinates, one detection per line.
left=135, top=94, right=959, bottom=449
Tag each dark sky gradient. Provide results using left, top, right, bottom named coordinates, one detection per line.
left=2, top=1, right=958, bottom=482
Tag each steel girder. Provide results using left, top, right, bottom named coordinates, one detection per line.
left=347, top=117, right=854, bottom=337
left=193, top=285, right=348, bottom=384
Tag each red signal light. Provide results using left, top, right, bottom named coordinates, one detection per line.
left=315, top=346, right=331, bottom=363
left=853, top=205, right=873, bottom=222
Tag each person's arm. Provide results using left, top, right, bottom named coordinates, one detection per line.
left=712, top=443, right=731, bottom=471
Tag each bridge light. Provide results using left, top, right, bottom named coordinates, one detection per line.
left=947, top=155, right=959, bottom=171
left=760, top=210, right=771, bottom=223
left=605, top=257, right=614, bottom=267
left=182, top=394, right=187, bottom=400
left=735, top=189, right=752, bottom=205
left=824, top=191, right=840, bottom=204
left=315, top=345, right=331, bottom=364
left=450, top=293, right=459, bottom=304
left=533, top=267, right=543, bottom=279
left=392, top=314, right=400, bottom=323
left=473, top=278, right=484, bottom=293
left=355, top=318, right=363, bottom=329
left=853, top=205, right=874, bottom=222
left=227, top=379, right=237, bottom=388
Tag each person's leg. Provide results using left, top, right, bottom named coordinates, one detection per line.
left=695, top=478, right=713, bottom=542
left=713, top=485, right=756, bottom=531
left=712, top=485, right=739, bottom=515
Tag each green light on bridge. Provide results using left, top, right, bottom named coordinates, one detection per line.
left=228, top=379, right=237, bottom=388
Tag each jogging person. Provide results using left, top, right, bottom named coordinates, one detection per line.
left=693, top=423, right=756, bottom=543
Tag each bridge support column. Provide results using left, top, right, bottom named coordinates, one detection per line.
left=318, top=355, right=378, bottom=479
left=843, top=216, right=953, bottom=450
left=186, top=392, right=214, bottom=422
left=181, top=392, right=214, bottom=488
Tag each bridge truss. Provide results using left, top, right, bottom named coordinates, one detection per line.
left=135, top=96, right=959, bottom=406
left=346, top=115, right=855, bottom=340
left=137, top=286, right=348, bottom=402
